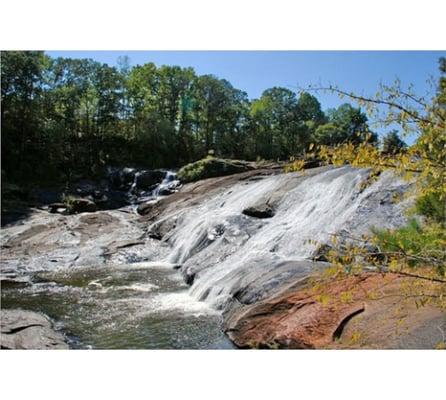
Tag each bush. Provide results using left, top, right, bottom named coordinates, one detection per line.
left=177, top=156, right=252, bottom=183
left=373, top=219, right=446, bottom=274
left=415, top=191, right=445, bottom=225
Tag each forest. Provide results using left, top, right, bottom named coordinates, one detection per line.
left=1, top=51, right=398, bottom=186
left=1, top=50, right=445, bottom=353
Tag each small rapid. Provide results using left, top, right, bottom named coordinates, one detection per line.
left=1, top=165, right=411, bottom=348
left=158, top=166, right=411, bottom=309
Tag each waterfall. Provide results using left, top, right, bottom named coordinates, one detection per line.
left=152, top=171, right=179, bottom=198
left=160, top=166, right=410, bottom=309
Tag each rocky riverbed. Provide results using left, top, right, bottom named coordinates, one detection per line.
left=1, top=165, right=445, bottom=349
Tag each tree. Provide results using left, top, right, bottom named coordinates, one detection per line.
left=191, top=75, right=249, bottom=158
left=296, top=92, right=325, bottom=123
left=1, top=51, right=49, bottom=181
left=250, top=87, right=301, bottom=159
left=314, top=123, right=347, bottom=145
left=381, top=130, right=406, bottom=154
left=312, top=103, right=376, bottom=146
left=301, top=57, right=446, bottom=283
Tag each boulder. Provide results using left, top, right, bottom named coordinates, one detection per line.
left=48, top=202, right=67, bottom=214
left=1, top=309, right=68, bottom=349
left=67, top=198, right=97, bottom=214
left=158, top=187, right=175, bottom=196
left=134, top=170, right=166, bottom=190
left=177, top=157, right=253, bottom=183
left=108, top=167, right=136, bottom=190
left=242, top=205, right=274, bottom=219
left=147, top=216, right=178, bottom=240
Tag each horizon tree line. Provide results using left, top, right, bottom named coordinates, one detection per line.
left=1, top=51, right=405, bottom=185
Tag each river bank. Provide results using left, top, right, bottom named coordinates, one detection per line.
left=1, top=164, right=444, bottom=349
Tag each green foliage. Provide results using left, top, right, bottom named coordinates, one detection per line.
left=0, top=51, right=385, bottom=188
left=314, top=103, right=376, bottom=145
left=415, top=191, right=446, bottom=225
left=382, top=130, right=406, bottom=154
left=373, top=219, right=445, bottom=273
left=177, top=157, right=251, bottom=183
left=307, top=57, right=446, bottom=282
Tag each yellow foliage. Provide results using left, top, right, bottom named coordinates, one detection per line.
left=340, top=290, right=354, bottom=304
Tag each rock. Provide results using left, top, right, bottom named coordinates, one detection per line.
left=242, top=205, right=274, bottom=219
left=134, top=170, right=166, bottom=190
left=104, top=190, right=130, bottom=209
left=303, top=159, right=322, bottom=169
left=108, top=167, right=136, bottom=190
left=1, top=309, right=68, bottom=349
left=1, top=279, right=31, bottom=290
left=147, top=216, right=178, bottom=240
left=224, top=272, right=446, bottom=349
left=158, top=187, right=175, bottom=196
left=68, top=198, right=97, bottom=214
left=103, top=239, right=146, bottom=257
left=177, top=157, right=253, bottom=183
left=137, top=201, right=156, bottom=216
left=48, top=202, right=67, bottom=214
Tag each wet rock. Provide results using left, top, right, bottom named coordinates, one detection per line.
left=134, top=170, right=166, bottom=190
left=68, top=198, right=97, bottom=214
left=242, top=205, right=274, bottom=219
left=48, top=202, right=67, bottom=214
left=158, top=187, right=175, bottom=196
left=183, top=269, right=196, bottom=285
left=137, top=201, right=156, bottom=216
left=103, top=239, right=146, bottom=257
left=108, top=167, right=136, bottom=190
left=104, top=190, right=130, bottom=209
left=1, top=309, right=68, bottom=349
left=147, top=217, right=178, bottom=240
left=1, top=279, right=31, bottom=290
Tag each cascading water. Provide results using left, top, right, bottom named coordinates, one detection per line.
left=1, top=165, right=411, bottom=348
left=107, top=166, right=180, bottom=207
left=152, top=171, right=180, bottom=198
left=158, top=166, right=411, bottom=309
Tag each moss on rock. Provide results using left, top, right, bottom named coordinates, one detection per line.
left=177, top=156, right=253, bottom=183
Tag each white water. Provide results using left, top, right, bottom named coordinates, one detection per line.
left=152, top=171, right=179, bottom=197
left=159, top=167, right=410, bottom=309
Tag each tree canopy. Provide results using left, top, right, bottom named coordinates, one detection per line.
left=2, top=51, right=375, bottom=185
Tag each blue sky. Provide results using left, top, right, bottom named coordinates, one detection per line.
left=46, top=51, right=445, bottom=142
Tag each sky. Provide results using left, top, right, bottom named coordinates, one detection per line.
left=46, top=51, right=445, bottom=142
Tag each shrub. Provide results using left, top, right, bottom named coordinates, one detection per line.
left=372, top=219, right=446, bottom=274
left=415, top=191, right=445, bottom=225
left=177, top=157, right=252, bottom=183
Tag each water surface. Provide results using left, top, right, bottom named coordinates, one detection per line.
left=1, top=263, right=234, bottom=349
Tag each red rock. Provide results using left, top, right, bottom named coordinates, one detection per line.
left=224, top=273, right=446, bottom=349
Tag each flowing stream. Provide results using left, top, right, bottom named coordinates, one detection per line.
left=1, top=166, right=411, bottom=348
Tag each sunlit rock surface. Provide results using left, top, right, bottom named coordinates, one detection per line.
left=1, top=309, right=68, bottom=349
left=3, top=165, right=441, bottom=349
